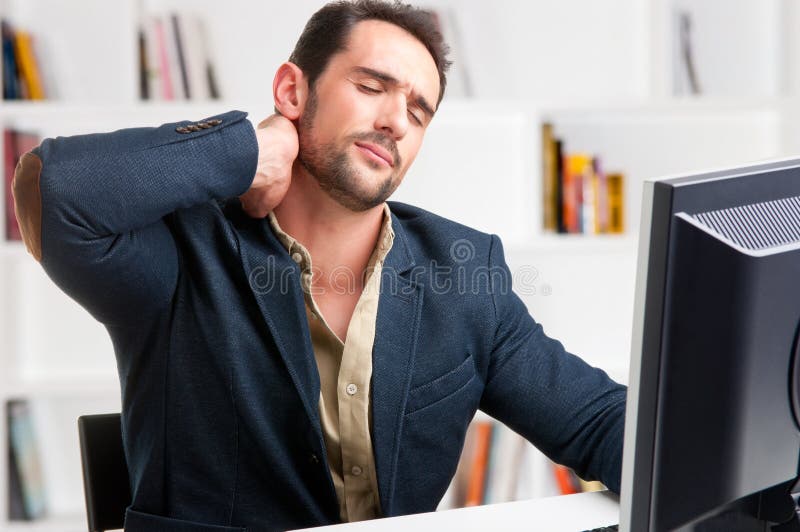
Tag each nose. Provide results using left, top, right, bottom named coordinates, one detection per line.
left=375, top=93, right=409, bottom=140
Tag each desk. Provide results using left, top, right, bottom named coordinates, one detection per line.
left=289, top=491, right=620, bottom=531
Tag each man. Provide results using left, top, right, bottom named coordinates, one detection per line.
left=13, top=1, right=626, bottom=531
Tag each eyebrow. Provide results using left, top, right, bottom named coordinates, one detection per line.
left=351, top=66, right=436, bottom=120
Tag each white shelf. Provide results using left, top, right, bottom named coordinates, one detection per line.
left=507, top=234, right=638, bottom=256
left=1, top=241, right=27, bottom=257
left=1, top=97, right=780, bottom=122
left=3, top=514, right=87, bottom=532
left=0, top=377, right=119, bottom=400
left=0, top=0, right=794, bottom=525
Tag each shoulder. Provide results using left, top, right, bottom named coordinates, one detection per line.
left=387, top=201, right=498, bottom=266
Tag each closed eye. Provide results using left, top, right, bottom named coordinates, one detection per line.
left=359, top=84, right=382, bottom=94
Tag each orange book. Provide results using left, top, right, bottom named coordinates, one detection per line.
left=607, top=173, right=625, bottom=234
left=553, top=464, right=580, bottom=495
left=13, top=30, right=45, bottom=100
left=563, top=154, right=592, bottom=233
left=464, top=420, right=493, bottom=506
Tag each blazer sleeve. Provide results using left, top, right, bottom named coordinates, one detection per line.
left=12, top=109, right=258, bottom=327
left=478, top=234, right=627, bottom=494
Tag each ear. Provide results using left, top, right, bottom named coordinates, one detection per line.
left=273, top=62, right=307, bottom=121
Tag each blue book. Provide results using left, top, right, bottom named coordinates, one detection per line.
left=1, top=20, right=18, bottom=99
left=7, top=400, right=47, bottom=520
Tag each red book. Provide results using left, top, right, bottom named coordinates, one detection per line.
left=4, top=129, right=20, bottom=240
left=4, top=128, right=40, bottom=241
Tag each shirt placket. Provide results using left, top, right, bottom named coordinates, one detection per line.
left=337, top=260, right=382, bottom=520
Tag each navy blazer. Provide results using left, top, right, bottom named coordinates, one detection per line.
left=24, top=110, right=626, bottom=531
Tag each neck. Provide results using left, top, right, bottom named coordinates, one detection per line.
left=272, top=164, right=385, bottom=282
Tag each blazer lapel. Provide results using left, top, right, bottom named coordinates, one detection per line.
left=372, top=213, right=423, bottom=516
left=232, top=203, right=423, bottom=515
left=235, top=213, right=322, bottom=433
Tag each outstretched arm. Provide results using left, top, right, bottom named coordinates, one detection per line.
left=479, top=235, right=627, bottom=493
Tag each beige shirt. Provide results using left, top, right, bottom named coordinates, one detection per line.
left=268, top=204, right=394, bottom=522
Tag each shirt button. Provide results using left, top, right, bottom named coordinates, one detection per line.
left=351, top=465, right=362, bottom=476
left=291, top=252, right=303, bottom=264
left=346, top=383, right=358, bottom=395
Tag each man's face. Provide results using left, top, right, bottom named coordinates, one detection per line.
left=297, top=20, right=440, bottom=212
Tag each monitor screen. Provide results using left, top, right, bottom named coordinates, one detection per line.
left=619, top=158, right=800, bottom=531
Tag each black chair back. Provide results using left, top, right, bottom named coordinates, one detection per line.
left=78, top=413, right=131, bottom=532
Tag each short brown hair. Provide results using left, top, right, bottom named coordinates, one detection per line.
left=289, top=0, right=451, bottom=106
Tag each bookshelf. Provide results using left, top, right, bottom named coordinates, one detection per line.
left=1, top=0, right=799, bottom=527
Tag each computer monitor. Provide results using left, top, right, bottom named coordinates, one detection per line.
left=619, top=158, right=800, bottom=531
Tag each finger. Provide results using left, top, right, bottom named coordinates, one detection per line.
left=257, top=113, right=280, bottom=129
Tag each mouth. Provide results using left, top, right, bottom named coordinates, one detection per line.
left=355, top=141, right=394, bottom=168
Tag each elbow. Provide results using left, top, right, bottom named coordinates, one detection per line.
left=12, top=150, right=44, bottom=262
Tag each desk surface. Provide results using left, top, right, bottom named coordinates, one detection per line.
left=289, top=491, right=620, bottom=532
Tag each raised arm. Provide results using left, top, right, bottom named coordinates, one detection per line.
left=12, top=110, right=259, bottom=327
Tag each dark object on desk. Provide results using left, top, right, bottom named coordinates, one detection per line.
left=585, top=526, right=618, bottom=532
left=622, top=159, right=800, bottom=531
left=78, top=413, right=131, bottom=532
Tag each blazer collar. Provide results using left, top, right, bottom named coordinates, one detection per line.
left=383, top=208, right=416, bottom=275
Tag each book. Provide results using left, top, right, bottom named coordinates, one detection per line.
left=13, top=30, right=45, bottom=99
left=138, top=29, right=148, bottom=100
left=541, top=123, right=559, bottom=232
left=543, top=134, right=626, bottom=235
left=672, top=9, right=702, bottom=96
left=4, top=129, right=20, bottom=240
left=153, top=17, right=174, bottom=100
left=552, top=463, right=580, bottom=495
left=195, top=17, right=219, bottom=100
left=578, top=478, right=605, bottom=492
left=555, top=140, right=565, bottom=233
left=606, top=173, right=625, bottom=233
left=7, top=427, right=25, bottom=520
left=170, top=13, right=192, bottom=100
left=464, top=420, right=492, bottom=506
left=581, top=159, right=595, bottom=234
left=481, top=420, right=503, bottom=504
left=6, top=399, right=47, bottom=520
left=593, top=157, right=609, bottom=234
left=449, top=420, right=477, bottom=507
left=4, top=128, right=42, bottom=240
left=143, top=17, right=164, bottom=100
left=1, top=20, right=19, bottom=99
left=140, top=13, right=220, bottom=101
left=166, top=14, right=187, bottom=100
left=483, top=424, right=527, bottom=504
left=563, top=154, right=592, bottom=234
left=177, top=13, right=212, bottom=100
